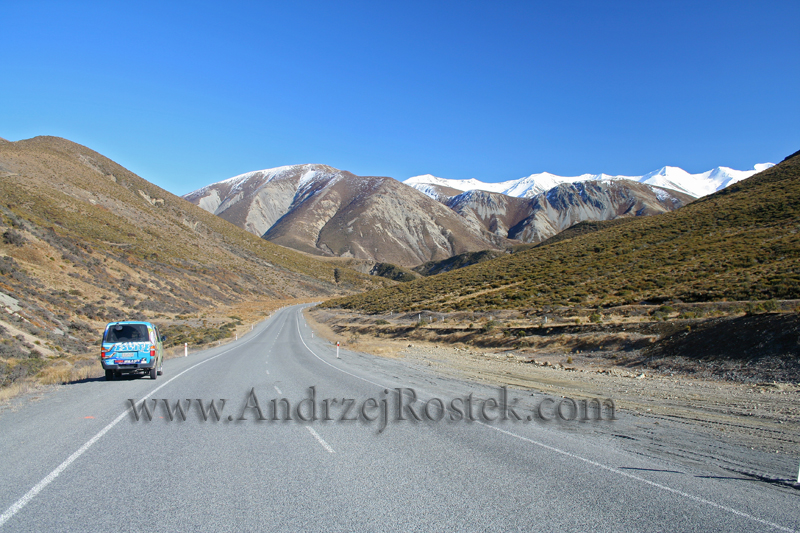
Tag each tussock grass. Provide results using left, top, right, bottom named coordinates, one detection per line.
left=323, top=151, right=800, bottom=314
left=37, top=360, right=97, bottom=385
left=0, top=135, right=380, bottom=401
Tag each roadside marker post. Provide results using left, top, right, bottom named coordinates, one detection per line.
left=184, top=343, right=187, bottom=357
left=336, top=341, right=340, bottom=359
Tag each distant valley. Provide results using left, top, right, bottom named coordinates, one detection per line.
left=0, top=134, right=794, bottom=394
left=0, top=136, right=384, bottom=391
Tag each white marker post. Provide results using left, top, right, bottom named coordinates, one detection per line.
left=184, top=343, right=188, bottom=357
left=336, top=341, right=340, bottom=359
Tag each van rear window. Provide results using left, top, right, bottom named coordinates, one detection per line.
left=104, top=324, right=149, bottom=343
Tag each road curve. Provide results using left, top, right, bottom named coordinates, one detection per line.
left=0, top=305, right=797, bottom=532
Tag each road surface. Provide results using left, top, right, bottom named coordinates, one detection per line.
left=0, top=305, right=797, bottom=531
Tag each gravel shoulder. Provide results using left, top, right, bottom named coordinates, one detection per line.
left=307, top=307, right=800, bottom=488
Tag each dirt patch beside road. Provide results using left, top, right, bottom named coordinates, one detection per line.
left=307, top=307, right=800, bottom=462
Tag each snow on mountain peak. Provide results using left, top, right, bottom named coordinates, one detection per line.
left=405, top=163, right=774, bottom=200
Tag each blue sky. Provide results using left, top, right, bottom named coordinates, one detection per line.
left=2, top=1, right=798, bottom=195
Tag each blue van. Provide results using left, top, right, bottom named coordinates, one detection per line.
left=101, top=321, right=165, bottom=380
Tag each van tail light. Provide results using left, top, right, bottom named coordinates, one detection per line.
left=101, top=347, right=106, bottom=358
left=150, top=345, right=156, bottom=359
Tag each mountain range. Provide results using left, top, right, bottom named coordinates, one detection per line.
left=183, top=165, right=504, bottom=266
left=405, top=163, right=774, bottom=200
left=0, top=136, right=383, bottom=364
left=184, top=164, right=714, bottom=266
left=325, top=150, right=799, bottom=314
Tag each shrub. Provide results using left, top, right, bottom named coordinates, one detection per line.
left=3, top=230, right=26, bottom=247
left=481, top=319, right=499, bottom=332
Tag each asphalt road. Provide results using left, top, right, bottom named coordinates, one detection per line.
left=0, top=305, right=797, bottom=532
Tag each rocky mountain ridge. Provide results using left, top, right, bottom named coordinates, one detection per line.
left=186, top=165, right=694, bottom=266
left=406, top=163, right=774, bottom=199
left=184, top=165, right=505, bottom=266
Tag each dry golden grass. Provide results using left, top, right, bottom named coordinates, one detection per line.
left=0, top=297, right=335, bottom=405
left=0, top=380, right=37, bottom=403
left=304, top=308, right=405, bottom=358
left=325, top=152, right=800, bottom=314
left=37, top=358, right=103, bottom=385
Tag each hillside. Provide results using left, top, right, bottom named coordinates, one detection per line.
left=412, top=250, right=507, bottom=277
left=0, top=136, right=384, bottom=388
left=443, top=181, right=695, bottom=243
left=323, top=149, right=800, bottom=314
left=535, top=218, right=641, bottom=247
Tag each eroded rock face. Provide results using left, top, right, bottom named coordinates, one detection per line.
left=184, top=165, right=504, bottom=266
left=445, top=181, right=695, bottom=243
left=185, top=164, right=694, bottom=266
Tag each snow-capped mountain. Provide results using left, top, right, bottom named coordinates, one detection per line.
left=186, top=163, right=695, bottom=265
left=183, top=164, right=506, bottom=266
left=405, top=164, right=774, bottom=200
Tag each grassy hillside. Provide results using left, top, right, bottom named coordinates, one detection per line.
left=412, top=250, right=506, bottom=276
left=323, top=149, right=800, bottom=314
left=535, top=218, right=640, bottom=247
left=0, top=136, right=385, bottom=390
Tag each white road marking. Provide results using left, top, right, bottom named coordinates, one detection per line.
left=293, top=308, right=796, bottom=533
left=274, top=385, right=282, bottom=395
left=480, top=423, right=795, bottom=532
left=306, top=426, right=335, bottom=453
left=295, top=311, right=386, bottom=389
left=0, top=324, right=266, bottom=528
left=266, top=370, right=270, bottom=375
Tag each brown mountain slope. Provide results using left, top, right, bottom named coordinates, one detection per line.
left=0, top=136, right=383, bottom=376
left=265, top=174, right=507, bottom=265
left=187, top=165, right=692, bottom=268
left=444, top=181, right=695, bottom=243
left=323, top=148, right=800, bottom=313
left=185, top=165, right=507, bottom=266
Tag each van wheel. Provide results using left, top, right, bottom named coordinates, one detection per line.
left=150, top=367, right=157, bottom=380
left=105, top=370, right=114, bottom=381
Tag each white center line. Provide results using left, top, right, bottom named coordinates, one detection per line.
left=306, top=426, right=335, bottom=453
left=274, top=385, right=282, bottom=395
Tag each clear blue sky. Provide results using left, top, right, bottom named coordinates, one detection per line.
left=2, top=1, right=798, bottom=195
